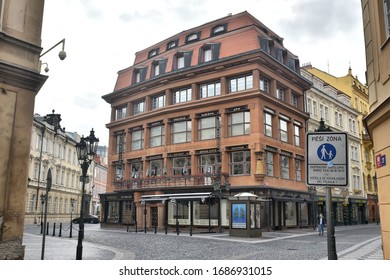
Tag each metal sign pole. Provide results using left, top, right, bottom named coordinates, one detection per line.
left=326, top=187, right=337, bottom=259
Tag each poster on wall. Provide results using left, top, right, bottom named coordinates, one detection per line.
left=232, top=203, right=246, bottom=229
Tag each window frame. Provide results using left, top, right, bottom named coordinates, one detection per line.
left=228, top=73, right=253, bottom=93
left=198, top=116, right=217, bottom=140
left=131, top=129, right=144, bottom=151
left=171, top=120, right=192, bottom=144
left=200, top=80, right=221, bottom=98
left=229, top=150, right=251, bottom=176
left=173, top=87, right=192, bottom=104
left=150, top=125, right=165, bottom=147
left=228, top=111, right=251, bottom=136
left=133, top=100, right=145, bottom=115
left=152, top=94, right=166, bottom=110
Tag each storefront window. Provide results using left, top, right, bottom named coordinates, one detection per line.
left=107, top=201, right=120, bottom=223
left=285, top=202, right=297, bottom=226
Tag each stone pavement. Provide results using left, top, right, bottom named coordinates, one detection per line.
left=22, top=225, right=384, bottom=260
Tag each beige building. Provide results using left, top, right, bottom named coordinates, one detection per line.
left=25, top=114, right=95, bottom=226
left=0, top=0, right=46, bottom=259
left=361, top=0, right=390, bottom=259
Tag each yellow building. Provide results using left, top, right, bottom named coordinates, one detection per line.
left=361, top=0, right=390, bottom=260
left=303, top=65, right=378, bottom=224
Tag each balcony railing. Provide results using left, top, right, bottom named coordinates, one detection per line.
left=113, top=173, right=229, bottom=191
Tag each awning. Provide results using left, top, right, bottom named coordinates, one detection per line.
left=140, top=192, right=212, bottom=203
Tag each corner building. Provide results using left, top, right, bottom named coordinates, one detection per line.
left=101, top=11, right=312, bottom=232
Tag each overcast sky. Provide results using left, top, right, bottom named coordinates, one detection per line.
left=37, top=0, right=366, bottom=146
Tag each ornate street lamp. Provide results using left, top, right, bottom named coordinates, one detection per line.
left=75, top=129, right=99, bottom=260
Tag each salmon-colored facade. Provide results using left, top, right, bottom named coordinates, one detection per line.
left=101, top=11, right=312, bottom=232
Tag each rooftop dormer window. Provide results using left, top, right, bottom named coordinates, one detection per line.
left=211, top=24, right=227, bottom=36
left=185, top=32, right=201, bottom=44
left=167, top=39, right=179, bottom=50
left=148, top=48, right=159, bottom=58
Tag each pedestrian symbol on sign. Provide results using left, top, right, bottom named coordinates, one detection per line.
left=317, top=143, right=336, bottom=162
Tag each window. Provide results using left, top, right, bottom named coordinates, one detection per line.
left=352, top=168, right=361, bottom=190
left=199, top=43, right=221, bottom=63
left=198, top=116, right=217, bottom=140
left=264, top=112, right=273, bottom=137
left=130, top=161, right=143, bottom=178
left=199, top=154, right=220, bottom=175
left=166, top=39, right=178, bottom=50
left=131, top=129, right=144, bottom=150
left=295, top=159, right=302, bottom=181
left=229, top=73, right=253, bottom=92
left=211, top=24, right=227, bottom=36
left=294, top=123, right=300, bottom=146
left=152, top=59, right=167, bottom=77
left=291, top=93, right=298, bottom=107
left=115, top=164, right=123, bottom=181
left=173, top=87, right=192, bottom=104
left=133, top=67, right=147, bottom=84
left=200, top=81, right=220, bottom=98
left=185, top=32, right=201, bottom=43
left=312, top=100, right=318, bottom=116
left=171, top=120, right=192, bottom=144
left=171, top=156, right=191, bottom=175
left=148, top=159, right=163, bottom=176
left=115, top=133, right=125, bottom=154
left=260, top=76, right=269, bottom=93
left=349, top=118, right=356, bottom=133
left=307, top=98, right=313, bottom=114
left=259, top=36, right=273, bottom=54
left=351, top=144, right=359, bottom=161
left=279, top=118, right=288, bottom=142
left=228, top=111, right=250, bottom=136
left=152, top=94, right=166, bottom=109
left=174, top=51, right=192, bottom=70
left=277, top=86, right=285, bottom=101
left=335, top=112, right=343, bottom=127
left=266, top=151, right=274, bottom=176
left=34, top=162, right=39, bottom=179
left=280, top=155, right=290, bottom=179
left=133, top=100, right=145, bottom=115
left=384, top=0, right=390, bottom=38
left=150, top=125, right=165, bottom=147
left=148, top=48, right=159, bottom=58
left=320, top=104, right=329, bottom=121
left=229, top=150, right=251, bottom=175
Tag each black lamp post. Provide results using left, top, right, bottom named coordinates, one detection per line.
left=75, top=129, right=99, bottom=260
left=69, top=198, right=75, bottom=238
left=40, top=194, right=45, bottom=225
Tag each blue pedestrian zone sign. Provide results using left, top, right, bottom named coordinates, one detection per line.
left=306, top=132, right=349, bottom=187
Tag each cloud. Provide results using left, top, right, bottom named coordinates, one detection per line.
left=278, top=0, right=360, bottom=42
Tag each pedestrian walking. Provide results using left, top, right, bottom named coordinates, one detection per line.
left=318, top=213, right=325, bottom=236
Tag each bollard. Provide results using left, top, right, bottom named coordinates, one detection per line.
left=135, top=223, right=137, bottom=233
left=69, top=222, right=73, bottom=238
left=154, top=224, right=157, bottom=234
left=58, top=223, right=62, bottom=237
left=40, top=222, right=43, bottom=234
left=52, top=222, right=56, bottom=236
left=46, top=222, right=49, bottom=235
